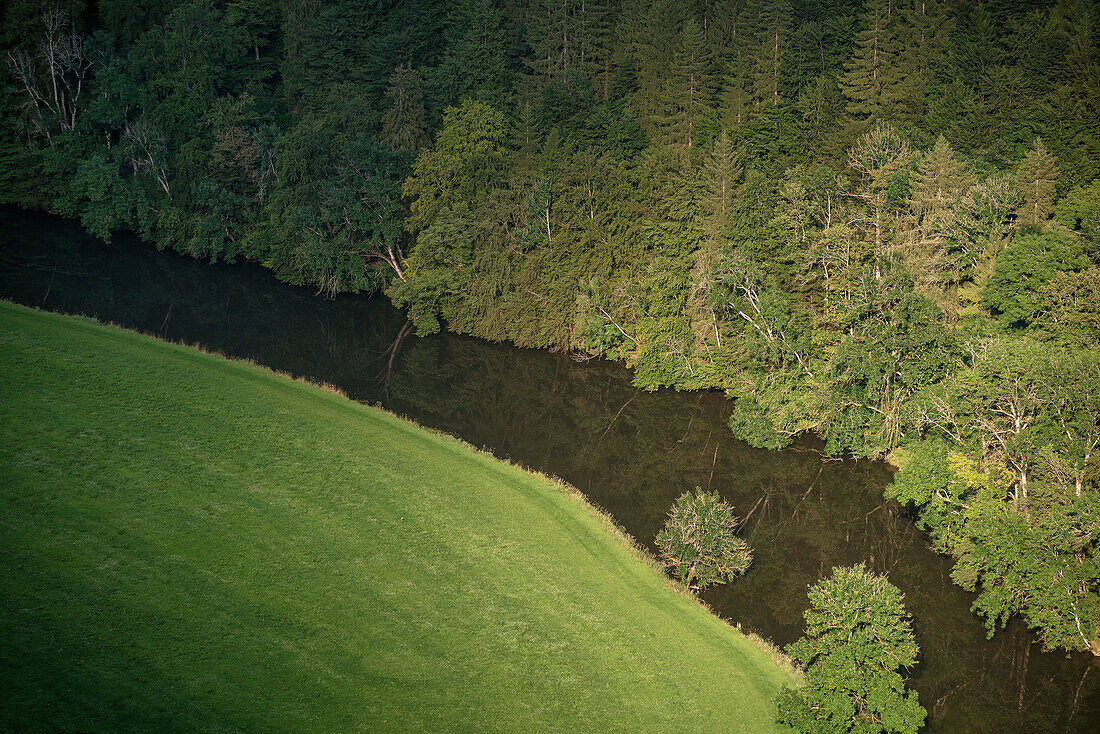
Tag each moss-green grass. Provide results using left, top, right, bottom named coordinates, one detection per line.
left=0, top=301, right=793, bottom=732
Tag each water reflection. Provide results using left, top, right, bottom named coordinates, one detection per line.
left=1, top=207, right=1096, bottom=732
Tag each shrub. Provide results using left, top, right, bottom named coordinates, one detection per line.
left=654, top=488, right=752, bottom=590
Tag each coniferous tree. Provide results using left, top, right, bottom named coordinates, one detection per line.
left=578, top=0, right=615, bottom=98
left=670, top=18, right=713, bottom=148
left=716, top=0, right=792, bottom=126
left=6, top=0, right=1100, bottom=672
left=747, top=0, right=792, bottom=111
left=626, top=0, right=682, bottom=127
left=524, top=0, right=574, bottom=88
left=515, top=101, right=539, bottom=169
left=702, top=130, right=742, bottom=241
left=524, top=0, right=614, bottom=96
left=720, top=40, right=753, bottom=127
left=911, top=135, right=972, bottom=220
left=404, top=99, right=509, bottom=230
left=381, top=65, right=428, bottom=151
left=279, top=0, right=321, bottom=104
left=1016, top=137, right=1058, bottom=227
left=906, top=135, right=974, bottom=288
left=435, top=0, right=511, bottom=107
left=893, top=0, right=951, bottom=118
left=950, top=1, right=1006, bottom=136
left=796, top=74, right=845, bottom=144
left=848, top=122, right=912, bottom=253
left=842, top=0, right=901, bottom=120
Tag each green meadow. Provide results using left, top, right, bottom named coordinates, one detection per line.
left=0, top=302, right=792, bottom=732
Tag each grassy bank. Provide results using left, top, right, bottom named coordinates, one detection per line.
left=0, top=301, right=793, bottom=732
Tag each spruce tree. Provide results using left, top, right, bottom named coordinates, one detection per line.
left=437, top=0, right=511, bottom=106
left=524, top=0, right=574, bottom=88
left=720, top=43, right=753, bottom=127
left=380, top=65, right=428, bottom=151
left=716, top=0, right=791, bottom=125
left=894, top=0, right=951, bottom=118
left=671, top=18, right=713, bottom=148
left=703, top=130, right=742, bottom=241
left=911, top=135, right=972, bottom=222
left=848, top=122, right=912, bottom=253
left=578, top=0, right=615, bottom=99
left=521, top=0, right=615, bottom=94
left=1016, top=137, right=1058, bottom=227
left=747, top=0, right=792, bottom=111
left=842, top=0, right=901, bottom=120
left=907, top=135, right=974, bottom=287
left=631, top=0, right=682, bottom=124
left=278, top=0, right=322, bottom=103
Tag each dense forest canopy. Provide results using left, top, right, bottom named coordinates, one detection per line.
left=2, top=0, right=1098, bottom=658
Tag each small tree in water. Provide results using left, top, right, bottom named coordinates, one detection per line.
left=775, top=564, right=926, bottom=734
left=655, top=488, right=752, bottom=590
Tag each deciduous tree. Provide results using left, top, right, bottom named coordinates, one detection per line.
left=775, top=564, right=926, bottom=734
left=654, top=488, right=752, bottom=590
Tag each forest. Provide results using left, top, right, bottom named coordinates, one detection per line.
left=2, top=0, right=1097, bottom=673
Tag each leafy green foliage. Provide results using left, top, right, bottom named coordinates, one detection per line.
left=1040, top=267, right=1100, bottom=346
left=281, top=137, right=410, bottom=295
left=654, top=488, right=752, bottom=590
left=983, top=231, right=1089, bottom=328
left=775, top=564, right=926, bottom=734
left=888, top=342, right=1100, bottom=654
left=387, top=204, right=471, bottom=335
left=404, top=99, right=509, bottom=230
left=1054, top=179, right=1100, bottom=245
left=55, top=149, right=143, bottom=240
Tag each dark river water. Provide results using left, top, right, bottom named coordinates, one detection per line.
left=1, top=207, right=1097, bottom=732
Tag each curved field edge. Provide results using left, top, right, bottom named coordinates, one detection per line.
left=0, top=301, right=795, bottom=733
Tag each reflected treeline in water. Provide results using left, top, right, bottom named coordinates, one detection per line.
left=2, top=207, right=1096, bottom=733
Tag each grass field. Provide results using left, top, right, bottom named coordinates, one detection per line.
left=0, top=301, right=794, bottom=732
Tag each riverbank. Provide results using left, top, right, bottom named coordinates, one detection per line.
left=0, top=301, right=794, bottom=732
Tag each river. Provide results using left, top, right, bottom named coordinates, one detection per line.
left=1, top=207, right=1096, bottom=732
